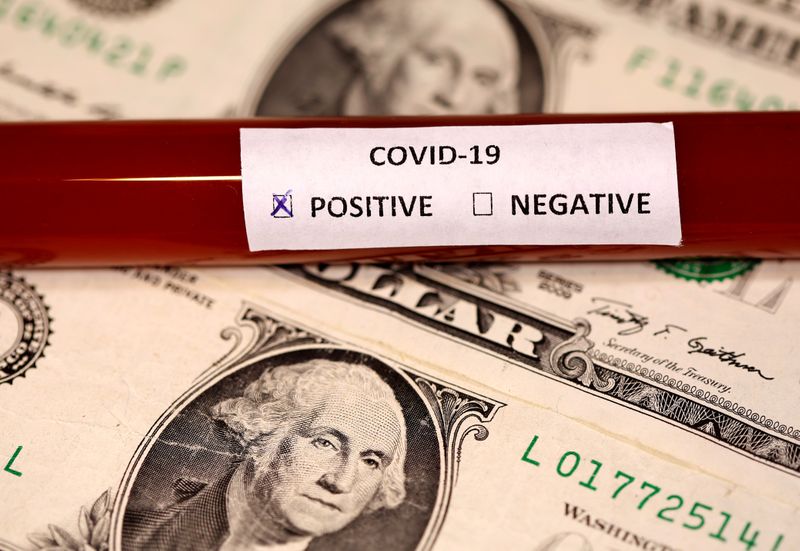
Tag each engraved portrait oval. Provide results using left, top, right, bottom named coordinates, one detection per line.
left=115, top=346, right=441, bottom=550
left=245, top=0, right=549, bottom=117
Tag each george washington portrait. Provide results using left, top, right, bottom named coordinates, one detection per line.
left=120, top=349, right=440, bottom=550
left=249, top=0, right=547, bottom=117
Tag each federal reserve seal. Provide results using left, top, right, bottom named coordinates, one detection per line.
left=69, top=0, right=170, bottom=16
left=0, top=272, right=51, bottom=385
left=654, top=258, right=761, bottom=282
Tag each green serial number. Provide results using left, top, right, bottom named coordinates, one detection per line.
left=0, top=0, right=186, bottom=82
left=626, top=45, right=798, bottom=111
left=521, top=435, right=785, bottom=550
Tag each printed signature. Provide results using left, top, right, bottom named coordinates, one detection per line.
left=687, top=337, right=773, bottom=381
left=587, top=297, right=649, bottom=336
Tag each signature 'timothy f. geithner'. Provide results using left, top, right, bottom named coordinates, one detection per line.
left=687, top=337, right=773, bottom=381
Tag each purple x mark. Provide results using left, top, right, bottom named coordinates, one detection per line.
left=271, top=190, right=293, bottom=218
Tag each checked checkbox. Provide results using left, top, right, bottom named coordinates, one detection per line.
left=271, top=190, right=294, bottom=218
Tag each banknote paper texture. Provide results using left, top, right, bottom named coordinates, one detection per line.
left=0, top=267, right=798, bottom=551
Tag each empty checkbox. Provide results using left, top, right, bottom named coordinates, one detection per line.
left=472, top=192, right=493, bottom=216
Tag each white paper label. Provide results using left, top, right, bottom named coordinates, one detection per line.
left=240, top=124, right=681, bottom=251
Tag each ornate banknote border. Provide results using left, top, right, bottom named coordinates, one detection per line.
left=285, top=264, right=800, bottom=476
left=102, top=303, right=503, bottom=551
left=16, top=298, right=504, bottom=551
left=209, top=304, right=505, bottom=550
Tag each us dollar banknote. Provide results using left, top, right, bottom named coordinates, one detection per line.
left=215, top=260, right=800, bottom=481
left=1, top=266, right=798, bottom=551
left=0, top=0, right=798, bottom=119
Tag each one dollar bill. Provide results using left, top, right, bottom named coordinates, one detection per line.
left=2, top=266, right=797, bottom=550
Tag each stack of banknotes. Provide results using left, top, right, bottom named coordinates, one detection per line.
left=1, top=1, right=798, bottom=549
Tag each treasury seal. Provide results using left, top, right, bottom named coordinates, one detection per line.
left=654, top=258, right=761, bottom=282
left=0, top=272, right=51, bottom=385
left=69, top=0, right=170, bottom=16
